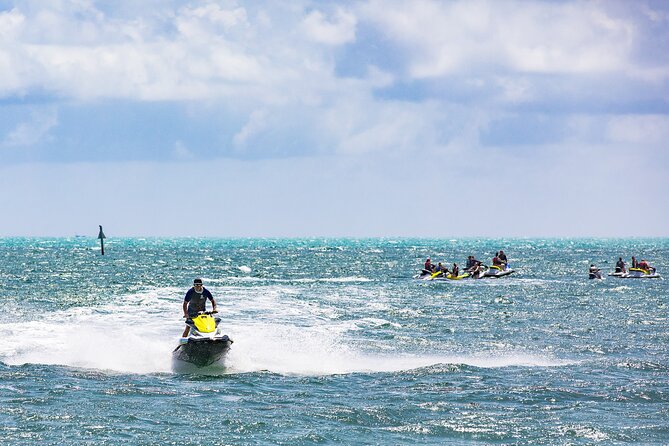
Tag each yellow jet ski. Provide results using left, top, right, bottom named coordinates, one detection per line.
left=173, top=311, right=233, bottom=367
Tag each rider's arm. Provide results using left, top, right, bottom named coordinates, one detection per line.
left=183, top=289, right=192, bottom=317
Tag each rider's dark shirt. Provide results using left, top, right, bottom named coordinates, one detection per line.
left=184, top=287, right=214, bottom=316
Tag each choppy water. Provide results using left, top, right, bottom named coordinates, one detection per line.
left=0, top=237, right=667, bottom=445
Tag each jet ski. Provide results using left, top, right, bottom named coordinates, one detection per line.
left=588, top=266, right=603, bottom=279
left=434, top=272, right=470, bottom=280
left=483, top=264, right=515, bottom=278
left=608, top=268, right=661, bottom=279
left=413, top=269, right=435, bottom=280
left=413, top=270, right=470, bottom=280
left=173, top=312, right=233, bottom=367
left=589, top=271, right=603, bottom=279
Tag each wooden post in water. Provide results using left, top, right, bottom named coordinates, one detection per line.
left=98, top=225, right=106, bottom=255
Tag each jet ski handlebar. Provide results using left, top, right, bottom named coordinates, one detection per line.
left=183, top=310, right=218, bottom=319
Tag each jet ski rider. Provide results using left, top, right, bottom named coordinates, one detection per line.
left=424, top=258, right=434, bottom=273
left=182, top=278, right=218, bottom=337
left=638, top=259, right=656, bottom=274
left=465, top=256, right=483, bottom=277
left=615, top=257, right=626, bottom=273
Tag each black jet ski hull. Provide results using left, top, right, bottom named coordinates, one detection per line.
left=172, top=336, right=232, bottom=367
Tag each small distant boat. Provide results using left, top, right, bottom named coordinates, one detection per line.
left=608, top=268, right=661, bottom=279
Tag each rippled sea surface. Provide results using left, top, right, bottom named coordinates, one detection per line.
left=0, top=237, right=668, bottom=445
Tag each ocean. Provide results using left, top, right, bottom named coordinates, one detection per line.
left=0, top=237, right=667, bottom=445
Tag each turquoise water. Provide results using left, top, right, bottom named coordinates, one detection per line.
left=0, top=237, right=668, bottom=444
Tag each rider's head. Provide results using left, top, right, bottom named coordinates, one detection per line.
left=193, top=278, right=203, bottom=291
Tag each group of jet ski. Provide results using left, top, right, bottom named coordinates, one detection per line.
left=589, top=256, right=661, bottom=280
left=415, top=251, right=515, bottom=281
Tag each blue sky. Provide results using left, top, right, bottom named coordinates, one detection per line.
left=1, top=0, right=668, bottom=237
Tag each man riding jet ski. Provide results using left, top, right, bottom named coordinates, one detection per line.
left=589, top=264, right=603, bottom=280
left=173, top=279, right=233, bottom=367
left=465, top=256, right=486, bottom=279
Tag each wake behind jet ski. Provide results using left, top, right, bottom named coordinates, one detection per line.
left=173, top=311, right=233, bottom=367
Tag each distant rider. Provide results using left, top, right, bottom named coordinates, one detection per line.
left=424, top=258, right=434, bottom=273
left=589, top=264, right=602, bottom=279
left=631, top=256, right=638, bottom=269
left=435, top=262, right=449, bottom=276
left=465, top=255, right=481, bottom=273
left=451, top=263, right=459, bottom=277
left=498, top=250, right=508, bottom=266
left=492, top=252, right=503, bottom=266
left=615, top=257, right=626, bottom=273
left=182, top=278, right=217, bottom=337
left=638, top=259, right=656, bottom=274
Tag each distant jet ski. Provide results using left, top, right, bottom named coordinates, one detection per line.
left=450, top=273, right=470, bottom=280
left=433, top=272, right=470, bottom=281
left=608, top=268, right=661, bottom=279
left=173, top=312, right=233, bottom=367
left=413, top=270, right=470, bottom=280
left=589, top=266, right=603, bottom=280
left=413, top=269, right=435, bottom=280
left=483, top=265, right=515, bottom=278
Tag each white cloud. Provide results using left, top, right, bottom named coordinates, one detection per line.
left=2, top=108, right=58, bottom=147
left=180, top=3, right=248, bottom=30
left=301, top=8, right=357, bottom=45
left=0, top=0, right=666, bottom=108
left=360, top=0, right=640, bottom=78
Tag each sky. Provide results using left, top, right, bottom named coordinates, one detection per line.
left=0, top=0, right=668, bottom=237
